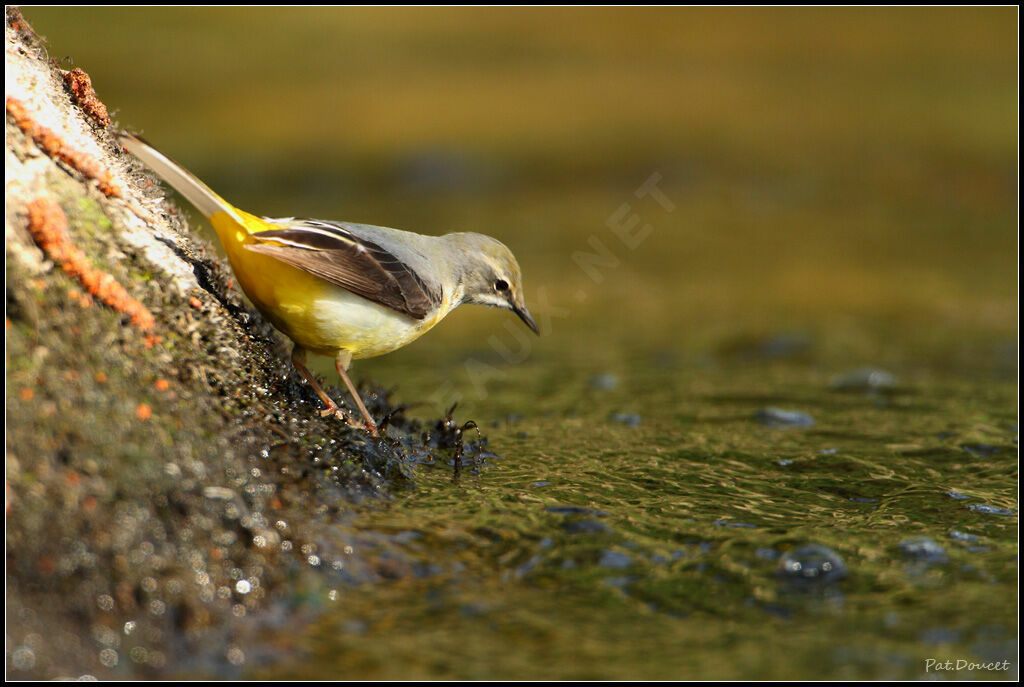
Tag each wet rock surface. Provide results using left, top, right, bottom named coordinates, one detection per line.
left=5, top=17, right=492, bottom=678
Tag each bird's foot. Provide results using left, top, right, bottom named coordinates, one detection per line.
left=341, top=412, right=379, bottom=437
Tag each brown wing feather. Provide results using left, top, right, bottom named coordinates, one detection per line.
left=244, top=225, right=438, bottom=319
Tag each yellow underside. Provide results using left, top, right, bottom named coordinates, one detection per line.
left=208, top=208, right=447, bottom=359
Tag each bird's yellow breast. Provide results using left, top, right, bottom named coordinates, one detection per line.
left=208, top=208, right=452, bottom=359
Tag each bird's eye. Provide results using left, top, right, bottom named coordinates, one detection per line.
left=493, top=279, right=509, bottom=292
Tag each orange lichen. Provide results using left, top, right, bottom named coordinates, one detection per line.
left=6, top=96, right=122, bottom=198
left=136, top=404, right=152, bottom=420
left=61, top=67, right=111, bottom=128
left=154, top=379, right=170, bottom=391
left=19, top=388, right=35, bottom=401
left=189, top=296, right=203, bottom=309
left=94, top=372, right=108, bottom=383
left=26, top=197, right=156, bottom=332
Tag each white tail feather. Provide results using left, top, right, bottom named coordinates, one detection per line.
left=118, top=133, right=236, bottom=220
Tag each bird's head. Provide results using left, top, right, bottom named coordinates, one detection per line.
left=445, top=232, right=538, bottom=335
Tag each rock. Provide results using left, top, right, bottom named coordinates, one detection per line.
left=609, top=412, right=641, bottom=426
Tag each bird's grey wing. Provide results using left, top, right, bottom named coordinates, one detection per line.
left=243, top=219, right=440, bottom=320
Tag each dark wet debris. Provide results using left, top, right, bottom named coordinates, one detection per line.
left=756, top=407, right=815, bottom=429
left=777, top=544, right=848, bottom=585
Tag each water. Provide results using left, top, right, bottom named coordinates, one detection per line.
left=14, top=6, right=1020, bottom=680
left=266, top=354, right=1014, bottom=679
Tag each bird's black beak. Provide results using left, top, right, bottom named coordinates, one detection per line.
left=512, top=303, right=540, bottom=335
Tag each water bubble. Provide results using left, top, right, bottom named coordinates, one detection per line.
left=226, top=646, right=245, bottom=665
left=11, top=647, right=35, bottom=670
left=778, top=544, right=847, bottom=585
left=96, top=594, right=114, bottom=612
left=98, top=649, right=118, bottom=668
left=235, top=580, right=251, bottom=595
left=123, top=621, right=136, bottom=635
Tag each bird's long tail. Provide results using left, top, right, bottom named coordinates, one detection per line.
left=117, top=132, right=241, bottom=222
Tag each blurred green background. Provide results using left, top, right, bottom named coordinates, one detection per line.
left=24, top=8, right=1016, bottom=401
left=17, top=7, right=1018, bottom=680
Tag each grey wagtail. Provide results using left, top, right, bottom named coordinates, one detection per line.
left=118, top=133, right=538, bottom=435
